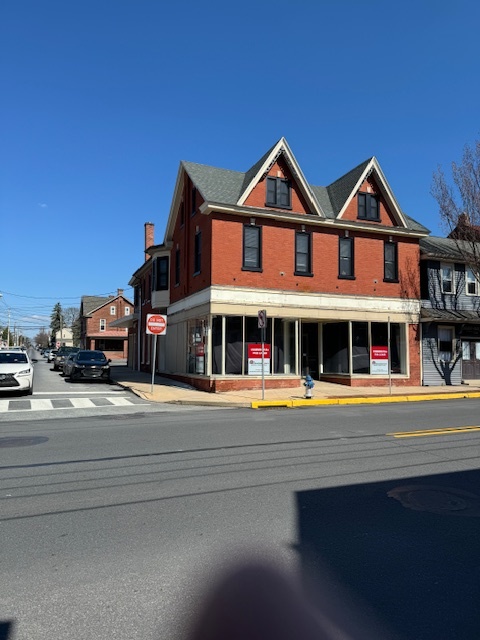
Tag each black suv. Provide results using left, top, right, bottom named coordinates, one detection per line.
left=53, top=346, right=80, bottom=371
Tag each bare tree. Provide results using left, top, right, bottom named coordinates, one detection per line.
left=432, top=139, right=480, bottom=276
left=34, top=328, right=50, bottom=348
left=63, top=306, right=79, bottom=328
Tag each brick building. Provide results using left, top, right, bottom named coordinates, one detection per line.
left=127, top=138, right=429, bottom=391
left=80, top=289, right=133, bottom=359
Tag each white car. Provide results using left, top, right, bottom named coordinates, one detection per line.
left=0, top=350, right=36, bottom=395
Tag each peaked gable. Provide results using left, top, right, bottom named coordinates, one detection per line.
left=335, top=157, right=408, bottom=228
left=237, top=137, right=324, bottom=216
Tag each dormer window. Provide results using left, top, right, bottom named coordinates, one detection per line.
left=358, top=192, right=379, bottom=221
left=266, top=177, right=291, bottom=209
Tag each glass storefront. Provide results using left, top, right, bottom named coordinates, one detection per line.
left=323, top=321, right=406, bottom=375
left=198, top=316, right=407, bottom=377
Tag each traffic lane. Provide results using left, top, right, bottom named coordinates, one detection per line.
left=297, top=467, right=480, bottom=640
left=5, top=399, right=480, bottom=467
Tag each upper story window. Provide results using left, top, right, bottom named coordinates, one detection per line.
left=194, top=231, right=201, bottom=274
left=339, top=236, right=354, bottom=279
left=153, top=256, right=169, bottom=291
left=110, top=305, right=116, bottom=315
left=384, top=241, right=398, bottom=282
left=358, top=192, right=379, bottom=221
left=441, top=263, right=454, bottom=294
left=134, top=285, right=141, bottom=308
left=243, top=224, right=262, bottom=271
left=100, top=319, right=106, bottom=332
left=125, top=307, right=130, bottom=316
left=466, top=267, right=478, bottom=295
left=295, top=231, right=312, bottom=276
left=266, top=177, right=291, bottom=209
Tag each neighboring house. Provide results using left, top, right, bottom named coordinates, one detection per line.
left=126, top=137, right=430, bottom=391
left=420, top=236, right=480, bottom=385
left=55, top=327, right=73, bottom=347
left=79, top=289, right=133, bottom=359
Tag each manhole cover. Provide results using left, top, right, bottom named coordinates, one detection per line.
left=388, top=485, right=480, bottom=517
left=0, top=436, right=49, bottom=448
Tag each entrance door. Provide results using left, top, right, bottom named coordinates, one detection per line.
left=462, top=341, right=480, bottom=379
left=301, top=322, right=319, bottom=378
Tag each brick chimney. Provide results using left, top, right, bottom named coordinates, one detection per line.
left=144, top=222, right=154, bottom=261
left=117, top=288, right=124, bottom=296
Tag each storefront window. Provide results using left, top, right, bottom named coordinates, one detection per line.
left=352, top=322, right=369, bottom=373
left=245, top=316, right=271, bottom=374
left=274, top=319, right=296, bottom=374
left=323, top=323, right=349, bottom=373
left=212, top=316, right=223, bottom=374
left=226, top=316, right=243, bottom=374
left=187, top=319, right=207, bottom=374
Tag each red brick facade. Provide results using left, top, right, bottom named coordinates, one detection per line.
left=127, top=139, right=428, bottom=391
left=81, top=293, right=133, bottom=359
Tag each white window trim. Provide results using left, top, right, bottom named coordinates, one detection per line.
left=110, top=306, right=116, bottom=315
left=440, top=262, right=455, bottom=294
left=100, top=319, right=106, bottom=332
left=465, top=267, right=478, bottom=296
left=125, top=307, right=130, bottom=316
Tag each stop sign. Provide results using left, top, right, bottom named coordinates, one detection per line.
left=146, top=314, right=167, bottom=335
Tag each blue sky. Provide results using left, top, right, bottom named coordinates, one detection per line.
left=1, top=0, right=479, bottom=339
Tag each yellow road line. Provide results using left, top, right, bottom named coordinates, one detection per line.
left=388, top=426, right=480, bottom=438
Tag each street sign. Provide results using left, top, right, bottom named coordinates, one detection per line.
left=146, top=314, right=167, bottom=335
left=258, top=309, right=267, bottom=328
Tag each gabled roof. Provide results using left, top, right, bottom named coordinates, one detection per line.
left=164, top=138, right=428, bottom=242
left=326, top=158, right=372, bottom=217
left=81, top=294, right=133, bottom=317
left=333, top=157, right=409, bottom=228
left=236, top=137, right=323, bottom=215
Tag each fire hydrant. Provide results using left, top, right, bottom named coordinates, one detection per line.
left=303, top=374, right=314, bottom=399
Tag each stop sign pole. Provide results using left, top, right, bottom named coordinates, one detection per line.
left=146, top=314, right=167, bottom=392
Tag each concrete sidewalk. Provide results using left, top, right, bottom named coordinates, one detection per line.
left=109, top=365, right=480, bottom=408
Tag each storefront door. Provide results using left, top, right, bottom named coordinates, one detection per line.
left=462, top=341, right=480, bottom=379
left=301, top=322, right=319, bottom=378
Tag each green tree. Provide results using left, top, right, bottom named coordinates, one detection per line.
left=50, top=302, right=64, bottom=345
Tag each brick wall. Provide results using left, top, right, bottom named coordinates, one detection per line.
left=169, top=173, right=212, bottom=304
left=211, top=214, right=420, bottom=299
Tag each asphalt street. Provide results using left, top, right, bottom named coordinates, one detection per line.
left=2, top=400, right=480, bottom=639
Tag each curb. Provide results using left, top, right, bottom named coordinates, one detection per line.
left=251, top=391, right=480, bottom=409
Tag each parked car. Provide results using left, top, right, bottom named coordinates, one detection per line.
left=0, top=349, right=36, bottom=395
left=62, top=352, right=77, bottom=377
left=46, top=349, right=58, bottom=362
left=53, top=347, right=79, bottom=371
left=68, top=350, right=111, bottom=383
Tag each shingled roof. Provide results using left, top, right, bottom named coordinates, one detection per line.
left=81, top=295, right=115, bottom=316
left=420, top=236, right=472, bottom=261
left=181, top=146, right=428, bottom=233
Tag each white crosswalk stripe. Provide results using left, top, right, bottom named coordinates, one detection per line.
left=70, top=398, right=97, bottom=408
left=30, top=399, right=55, bottom=411
left=108, top=397, right=136, bottom=406
left=0, top=396, right=143, bottom=413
